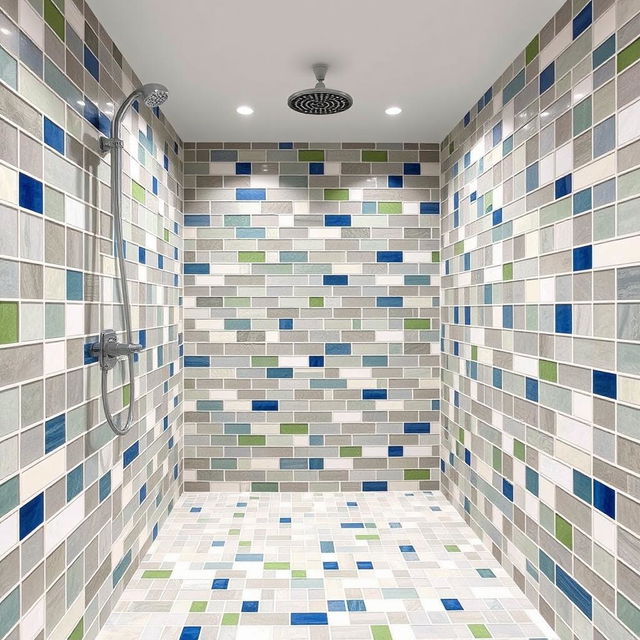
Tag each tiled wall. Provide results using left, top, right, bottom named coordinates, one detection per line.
left=440, top=1, right=640, bottom=639
left=0, top=1, right=183, bottom=639
left=182, top=142, right=440, bottom=492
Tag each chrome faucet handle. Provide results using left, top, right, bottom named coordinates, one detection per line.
left=91, top=330, right=142, bottom=371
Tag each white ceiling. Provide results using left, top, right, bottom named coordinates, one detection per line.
left=87, top=0, right=564, bottom=142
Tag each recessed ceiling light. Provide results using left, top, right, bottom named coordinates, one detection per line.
left=236, top=105, right=254, bottom=115
left=385, top=106, right=402, bottom=115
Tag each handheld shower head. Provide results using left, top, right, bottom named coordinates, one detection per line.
left=141, top=83, right=169, bottom=107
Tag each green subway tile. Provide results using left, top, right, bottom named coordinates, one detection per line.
left=44, top=0, right=65, bottom=41
left=222, top=613, right=239, bottom=625
left=163, top=229, right=170, bottom=241
left=513, top=440, right=525, bottom=461
left=224, top=297, right=250, bottom=307
left=238, top=435, right=265, bottom=446
left=309, top=297, right=324, bottom=307
left=378, top=202, right=402, bottom=214
left=371, top=626, right=393, bottom=640
left=539, top=360, right=558, bottom=382
left=122, top=384, right=130, bottom=406
left=432, top=251, right=440, bottom=262
left=280, top=423, right=308, bottom=434
left=525, top=34, right=539, bottom=64
left=540, top=198, right=572, bottom=225
left=404, top=318, right=431, bottom=330
left=190, top=601, right=207, bottom=612
left=492, top=446, right=502, bottom=472
left=238, top=251, right=265, bottom=263
left=142, top=570, right=172, bottom=578
left=210, top=459, right=237, bottom=469
left=228, top=528, right=240, bottom=535
left=555, top=514, right=572, bottom=550
left=503, top=263, right=513, bottom=280
left=471, top=345, right=478, bottom=360
left=239, top=540, right=251, bottom=546
left=252, top=356, right=278, bottom=366
left=404, top=469, right=430, bottom=480
left=573, top=98, right=592, bottom=136
left=469, top=623, right=492, bottom=638
left=355, top=534, right=379, bottom=540
left=484, top=191, right=493, bottom=213
left=324, top=188, right=349, bottom=201
left=618, top=37, right=640, bottom=73
left=291, top=570, right=306, bottom=578
left=264, top=562, right=290, bottom=570
left=458, top=427, right=465, bottom=444
left=131, top=180, right=145, bottom=204
left=340, top=446, right=362, bottom=457
left=0, top=303, right=18, bottom=344
left=298, top=150, right=324, bottom=161
left=251, top=482, right=278, bottom=492
left=454, top=241, right=464, bottom=255
left=362, top=150, right=388, bottom=162
left=68, top=619, right=83, bottom=640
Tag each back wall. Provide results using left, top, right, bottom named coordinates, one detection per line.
left=182, top=142, right=440, bottom=492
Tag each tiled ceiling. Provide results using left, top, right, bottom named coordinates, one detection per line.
left=87, top=0, right=564, bottom=141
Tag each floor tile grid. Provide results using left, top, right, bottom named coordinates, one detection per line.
left=97, top=491, right=558, bottom=640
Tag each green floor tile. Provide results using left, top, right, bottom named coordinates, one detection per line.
left=0, top=303, right=18, bottom=344
left=142, top=570, right=172, bottom=578
left=371, top=625, right=393, bottom=640
left=222, top=613, right=239, bottom=625
left=469, top=623, right=492, bottom=638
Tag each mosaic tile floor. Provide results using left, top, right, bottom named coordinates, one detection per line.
left=97, top=492, right=558, bottom=640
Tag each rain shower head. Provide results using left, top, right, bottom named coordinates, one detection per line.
left=287, top=64, right=353, bottom=115
left=141, top=83, right=169, bottom=107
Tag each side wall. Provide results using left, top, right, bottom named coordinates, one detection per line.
left=182, top=142, right=440, bottom=492
left=0, top=1, right=183, bottom=638
left=440, top=1, right=640, bottom=639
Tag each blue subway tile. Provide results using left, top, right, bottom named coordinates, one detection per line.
left=185, top=356, right=210, bottom=367
left=236, top=188, right=266, bottom=200
left=309, top=356, right=324, bottom=367
left=363, top=389, right=387, bottom=400
left=266, top=367, right=293, bottom=379
left=184, top=263, right=210, bottom=275
left=362, top=481, right=387, bottom=491
left=388, top=175, right=403, bottom=188
left=539, top=62, right=555, bottom=94
left=573, top=470, right=592, bottom=504
left=44, top=413, right=65, bottom=454
left=404, top=422, right=430, bottom=433
left=44, top=117, right=64, bottom=154
left=593, top=369, right=616, bottom=399
left=67, top=465, right=83, bottom=502
left=593, top=480, right=615, bottom=518
left=388, top=446, right=403, bottom=457
left=347, top=599, right=366, bottom=611
left=556, top=565, right=592, bottom=618
left=123, top=441, right=139, bottom=467
left=185, top=215, right=210, bottom=226
left=555, top=304, right=572, bottom=334
left=441, top=599, right=463, bottom=611
left=376, top=296, right=403, bottom=307
left=325, top=343, right=350, bottom=355
left=325, top=215, right=351, bottom=226
left=179, top=628, right=201, bottom=640
left=212, top=578, right=229, bottom=589
left=309, top=162, right=324, bottom=175
left=328, top=600, right=346, bottom=611
left=573, top=245, right=592, bottom=271
left=235, top=162, right=251, bottom=175
left=403, top=162, right=420, bottom=175
left=323, top=275, right=348, bottom=285
left=19, top=492, right=44, bottom=539
left=525, top=377, right=539, bottom=402
left=241, top=601, right=259, bottom=612
left=83, top=45, right=99, bottom=80
left=555, top=174, right=572, bottom=199
left=420, top=202, right=440, bottom=214
left=19, top=173, right=43, bottom=213
left=252, top=400, right=278, bottom=411
left=376, top=251, right=403, bottom=262
left=573, top=1, right=592, bottom=40
left=99, top=471, right=111, bottom=502
left=279, top=319, right=293, bottom=330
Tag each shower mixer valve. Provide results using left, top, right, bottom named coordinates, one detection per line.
left=91, top=330, right=142, bottom=372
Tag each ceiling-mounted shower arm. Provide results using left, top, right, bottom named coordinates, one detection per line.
left=313, top=63, right=328, bottom=88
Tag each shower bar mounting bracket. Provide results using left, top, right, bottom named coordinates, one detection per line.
left=99, top=136, right=124, bottom=155
left=91, top=329, right=142, bottom=372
